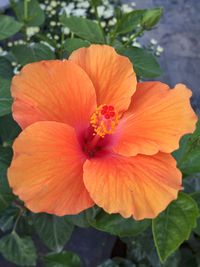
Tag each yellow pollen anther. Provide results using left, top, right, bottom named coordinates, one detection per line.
left=90, top=105, right=119, bottom=138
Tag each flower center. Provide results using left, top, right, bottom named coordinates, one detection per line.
left=90, top=104, right=119, bottom=138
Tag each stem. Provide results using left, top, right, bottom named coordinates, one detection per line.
left=22, top=0, right=29, bottom=42
left=12, top=208, right=24, bottom=233
left=70, top=32, right=74, bottom=39
left=92, top=2, right=106, bottom=43
left=24, top=0, right=28, bottom=22
left=61, top=31, right=65, bottom=45
left=57, top=31, right=65, bottom=59
left=124, top=28, right=144, bottom=46
left=109, top=27, right=118, bottom=45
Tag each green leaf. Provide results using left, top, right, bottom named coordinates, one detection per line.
left=0, top=78, right=12, bottom=117
left=98, top=258, right=136, bottom=267
left=67, top=210, right=90, bottom=228
left=0, top=232, right=37, bottom=266
left=33, top=214, right=74, bottom=252
left=191, top=191, right=200, bottom=235
left=0, top=57, right=13, bottom=80
left=91, top=0, right=102, bottom=7
left=60, top=16, right=104, bottom=43
left=0, top=114, right=21, bottom=145
left=44, top=251, right=81, bottom=267
left=11, top=43, right=55, bottom=66
left=152, top=192, right=199, bottom=262
left=115, top=10, right=145, bottom=35
left=0, top=146, right=14, bottom=211
left=115, top=8, right=162, bottom=35
left=0, top=187, right=15, bottom=213
left=118, top=47, right=163, bottom=78
left=11, top=0, right=45, bottom=26
left=0, top=15, right=23, bottom=40
left=62, top=38, right=90, bottom=57
left=141, top=8, right=163, bottom=30
left=0, top=146, right=15, bottom=212
left=0, top=146, right=13, bottom=165
left=173, top=118, right=200, bottom=176
left=0, top=207, right=19, bottom=232
left=87, top=207, right=150, bottom=237
left=123, top=230, right=181, bottom=267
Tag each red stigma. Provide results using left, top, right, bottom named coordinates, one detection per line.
left=108, top=105, right=114, bottom=111
left=105, top=114, right=110, bottom=119
left=90, top=104, right=119, bottom=138
left=101, top=105, right=115, bottom=120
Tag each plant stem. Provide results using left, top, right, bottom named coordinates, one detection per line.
left=24, top=0, right=28, bottom=22
left=92, top=2, right=106, bottom=43
left=124, top=28, right=144, bottom=46
left=22, top=0, right=29, bottom=42
left=12, top=208, right=24, bottom=233
left=109, top=27, right=118, bottom=45
left=70, top=32, right=74, bottom=39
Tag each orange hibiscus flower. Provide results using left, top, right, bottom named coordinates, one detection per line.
left=8, top=45, right=197, bottom=220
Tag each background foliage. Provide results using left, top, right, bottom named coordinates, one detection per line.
left=0, top=0, right=200, bottom=266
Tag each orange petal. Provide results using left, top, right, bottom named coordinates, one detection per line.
left=12, top=60, right=96, bottom=130
left=113, top=82, right=197, bottom=156
left=69, top=44, right=137, bottom=114
left=8, top=121, right=94, bottom=215
left=83, top=152, right=182, bottom=220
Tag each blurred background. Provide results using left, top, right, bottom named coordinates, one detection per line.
left=128, top=0, right=200, bottom=114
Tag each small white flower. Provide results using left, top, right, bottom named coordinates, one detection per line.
left=54, top=35, right=59, bottom=40
left=18, top=39, right=25, bottom=45
left=63, top=7, right=71, bottom=16
left=63, top=27, right=70, bottom=35
left=8, top=42, right=13, bottom=47
left=11, top=62, right=17, bottom=67
left=40, top=4, right=46, bottom=10
left=50, top=21, right=56, bottom=26
left=68, top=3, right=75, bottom=10
left=77, top=1, right=90, bottom=9
left=121, top=4, right=133, bottom=13
left=51, top=10, right=56, bottom=15
left=132, top=41, right=142, bottom=48
left=72, top=8, right=87, bottom=17
left=61, top=2, right=66, bottom=7
left=150, top=38, right=158, bottom=45
left=50, top=0, right=57, bottom=7
left=108, top=17, right=117, bottom=26
left=157, top=45, right=164, bottom=53
left=122, top=36, right=128, bottom=42
left=46, top=5, right=53, bottom=11
left=97, top=5, right=105, bottom=18
left=102, top=0, right=109, bottom=6
left=26, top=27, right=40, bottom=37
left=103, top=8, right=114, bottom=19
left=35, top=27, right=40, bottom=33
left=100, top=21, right=106, bottom=28
left=63, top=3, right=74, bottom=16
left=131, top=2, right=136, bottom=7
